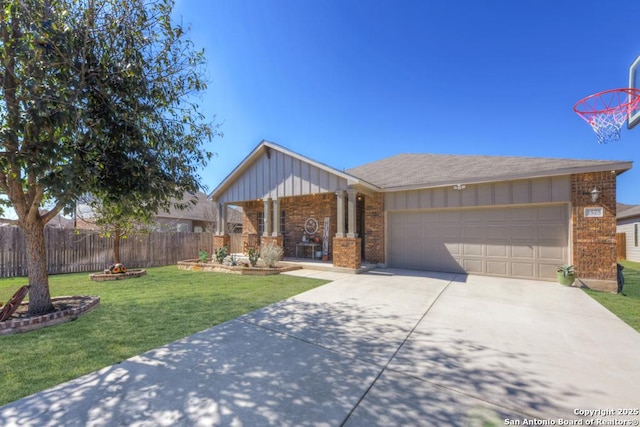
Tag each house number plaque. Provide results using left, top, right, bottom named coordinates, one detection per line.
left=584, top=207, right=603, bottom=218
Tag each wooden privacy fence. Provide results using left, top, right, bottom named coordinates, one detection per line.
left=617, top=232, right=626, bottom=261
left=0, top=227, right=213, bottom=278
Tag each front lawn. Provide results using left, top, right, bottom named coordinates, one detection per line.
left=0, top=266, right=328, bottom=406
left=583, top=260, right=640, bottom=333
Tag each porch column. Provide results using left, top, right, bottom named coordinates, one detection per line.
left=335, top=191, right=345, bottom=237
left=347, top=189, right=358, bottom=238
left=272, top=198, right=280, bottom=237
left=212, top=202, right=230, bottom=253
left=263, top=198, right=271, bottom=237
left=216, top=202, right=225, bottom=235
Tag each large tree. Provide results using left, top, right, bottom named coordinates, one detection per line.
left=0, top=0, right=217, bottom=315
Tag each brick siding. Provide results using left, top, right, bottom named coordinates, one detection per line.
left=243, top=195, right=337, bottom=259
left=363, top=193, right=385, bottom=264
left=571, top=172, right=617, bottom=291
left=333, top=237, right=362, bottom=269
left=239, top=192, right=382, bottom=268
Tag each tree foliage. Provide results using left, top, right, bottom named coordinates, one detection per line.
left=0, top=0, right=218, bottom=314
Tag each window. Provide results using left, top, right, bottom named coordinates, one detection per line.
left=635, top=223, right=639, bottom=247
left=257, top=212, right=264, bottom=235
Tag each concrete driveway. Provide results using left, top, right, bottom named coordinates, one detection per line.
left=1, top=269, right=639, bottom=426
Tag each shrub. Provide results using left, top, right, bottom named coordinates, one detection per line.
left=248, top=248, right=259, bottom=267
left=198, top=249, right=208, bottom=263
left=215, top=246, right=228, bottom=264
left=260, top=243, right=283, bottom=268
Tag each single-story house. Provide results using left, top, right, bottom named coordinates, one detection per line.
left=209, top=140, right=632, bottom=292
left=617, top=203, right=640, bottom=262
left=76, top=192, right=241, bottom=233
left=148, top=193, right=243, bottom=233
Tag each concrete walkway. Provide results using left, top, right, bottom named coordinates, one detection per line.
left=1, top=269, right=639, bottom=426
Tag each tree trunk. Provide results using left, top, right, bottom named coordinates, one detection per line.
left=113, top=226, right=121, bottom=264
left=24, top=219, right=54, bottom=316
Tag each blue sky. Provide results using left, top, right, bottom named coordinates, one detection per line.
left=173, top=0, right=640, bottom=204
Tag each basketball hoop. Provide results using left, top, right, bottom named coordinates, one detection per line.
left=573, top=88, right=640, bottom=143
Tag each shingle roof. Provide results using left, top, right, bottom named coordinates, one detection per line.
left=347, top=153, right=632, bottom=190
left=156, top=191, right=213, bottom=221
left=618, top=205, right=640, bottom=220
left=617, top=203, right=635, bottom=213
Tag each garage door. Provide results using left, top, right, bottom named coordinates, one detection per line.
left=388, top=205, right=569, bottom=280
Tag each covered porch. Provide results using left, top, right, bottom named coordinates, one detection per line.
left=208, top=141, right=384, bottom=271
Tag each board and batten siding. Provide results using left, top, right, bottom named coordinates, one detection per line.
left=216, top=150, right=350, bottom=204
left=385, top=176, right=571, bottom=211
left=617, top=220, right=640, bottom=262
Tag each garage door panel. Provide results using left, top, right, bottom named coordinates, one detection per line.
left=486, top=244, right=508, bottom=257
left=511, top=244, right=535, bottom=259
left=538, top=245, right=566, bottom=262
left=461, top=210, right=485, bottom=222
left=538, top=224, right=567, bottom=240
left=539, top=264, right=559, bottom=278
left=485, top=226, right=506, bottom=239
left=444, top=242, right=461, bottom=256
left=463, top=243, right=483, bottom=256
left=462, top=225, right=484, bottom=239
left=512, top=262, right=535, bottom=277
left=511, top=208, right=537, bottom=221
left=511, top=225, right=536, bottom=239
left=538, top=205, right=566, bottom=220
left=421, top=227, right=440, bottom=238
left=441, top=225, right=461, bottom=239
left=388, top=205, right=568, bottom=280
left=463, top=259, right=484, bottom=273
left=482, top=209, right=509, bottom=222
left=486, top=261, right=508, bottom=275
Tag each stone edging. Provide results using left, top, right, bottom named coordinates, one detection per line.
left=177, top=260, right=301, bottom=275
left=0, top=295, right=100, bottom=336
left=89, top=269, right=147, bottom=281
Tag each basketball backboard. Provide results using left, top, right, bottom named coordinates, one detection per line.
left=628, top=54, right=640, bottom=129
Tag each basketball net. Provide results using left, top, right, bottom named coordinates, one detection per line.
left=573, top=88, right=640, bottom=143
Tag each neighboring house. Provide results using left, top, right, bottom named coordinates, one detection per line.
left=617, top=204, right=640, bottom=262
left=153, top=191, right=215, bottom=233
left=76, top=192, right=241, bottom=233
left=210, top=140, right=632, bottom=292
left=0, top=211, right=74, bottom=228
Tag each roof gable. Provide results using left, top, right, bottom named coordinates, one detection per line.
left=210, top=141, right=377, bottom=203
left=347, top=153, right=633, bottom=191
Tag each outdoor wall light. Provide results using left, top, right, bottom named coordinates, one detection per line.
left=583, top=187, right=601, bottom=202
left=452, top=184, right=466, bottom=191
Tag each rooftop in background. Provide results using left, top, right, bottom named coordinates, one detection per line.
left=617, top=204, right=640, bottom=220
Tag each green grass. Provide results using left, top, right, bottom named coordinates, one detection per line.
left=583, top=260, right=640, bottom=333
left=0, top=266, right=328, bottom=406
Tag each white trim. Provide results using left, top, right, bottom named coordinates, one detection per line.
left=629, top=54, right=640, bottom=129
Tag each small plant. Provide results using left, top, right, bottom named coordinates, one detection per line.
left=230, top=254, right=238, bottom=266
left=215, top=246, right=228, bottom=264
left=198, top=249, right=208, bottom=264
left=556, top=265, right=576, bottom=286
left=248, top=248, right=259, bottom=267
left=557, top=265, right=576, bottom=278
left=261, top=243, right=283, bottom=268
